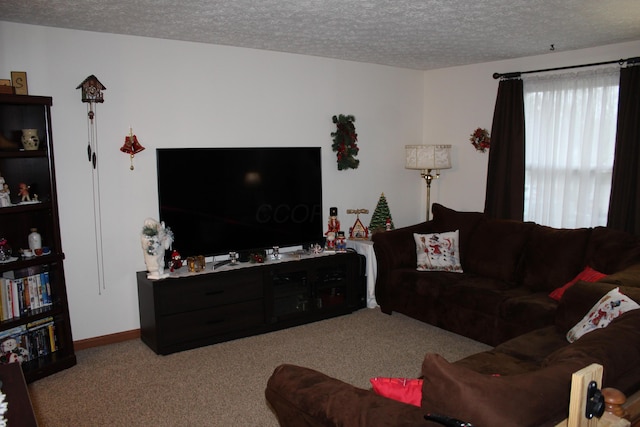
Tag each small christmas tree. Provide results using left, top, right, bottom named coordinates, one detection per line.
left=369, top=193, right=394, bottom=234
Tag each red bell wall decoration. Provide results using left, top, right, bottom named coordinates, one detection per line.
left=120, top=128, right=145, bottom=170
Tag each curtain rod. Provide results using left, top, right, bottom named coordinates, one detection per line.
left=493, top=56, right=640, bottom=79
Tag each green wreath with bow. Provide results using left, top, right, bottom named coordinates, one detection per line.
left=331, top=114, right=359, bottom=170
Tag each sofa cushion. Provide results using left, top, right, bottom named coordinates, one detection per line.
left=463, top=219, right=534, bottom=283
left=441, top=276, right=518, bottom=316
left=585, top=226, right=640, bottom=273
left=548, top=266, right=607, bottom=301
left=431, top=203, right=484, bottom=264
left=421, top=353, right=583, bottom=427
left=493, top=326, right=568, bottom=365
left=369, top=377, right=423, bottom=407
left=546, top=309, right=640, bottom=393
left=555, top=281, right=640, bottom=334
left=453, top=350, right=541, bottom=376
left=413, top=231, right=462, bottom=272
left=521, top=225, right=591, bottom=292
left=499, top=292, right=558, bottom=327
left=598, top=263, right=640, bottom=288
left=566, top=287, right=640, bottom=343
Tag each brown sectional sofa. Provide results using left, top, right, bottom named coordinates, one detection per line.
left=265, top=204, right=640, bottom=426
left=373, top=203, right=640, bottom=346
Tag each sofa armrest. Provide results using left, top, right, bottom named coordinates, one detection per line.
left=265, top=364, right=431, bottom=427
left=372, top=222, right=434, bottom=308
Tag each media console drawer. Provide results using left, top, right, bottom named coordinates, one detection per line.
left=160, top=299, right=264, bottom=344
left=156, top=271, right=263, bottom=314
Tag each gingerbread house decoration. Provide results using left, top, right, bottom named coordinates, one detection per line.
left=347, top=208, right=369, bottom=240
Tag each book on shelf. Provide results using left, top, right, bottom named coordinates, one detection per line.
left=0, top=316, right=58, bottom=365
left=0, top=271, right=53, bottom=321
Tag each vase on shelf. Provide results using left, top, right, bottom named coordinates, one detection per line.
left=21, top=129, right=40, bottom=151
left=28, top=228, right=42, bottom=251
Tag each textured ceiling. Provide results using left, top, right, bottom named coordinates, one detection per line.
left=1, top=0, right=640, bottom=70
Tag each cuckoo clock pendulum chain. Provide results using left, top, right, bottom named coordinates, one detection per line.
left=77, top=75, right=107, bottom=294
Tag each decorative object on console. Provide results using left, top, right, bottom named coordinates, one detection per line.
left=369, top=193, right=394, bottom=234
left=140, top=218, right=174, bottom=280
left=405, top=145, right=452, bottom=221
left=120, top=127, right=145, bottom=170
left=20, top=129, right=39, bottom=151
left=325, top=207, right=340, bottom=250
left=336, top=231, right=347, bottom=252
left=470, top=127, right=491, bottom=152
left=347, top=208, right=369, bottom=239
left=331, top=114, right=359, bottom=170
left=169, top=250, right=182, bottom=272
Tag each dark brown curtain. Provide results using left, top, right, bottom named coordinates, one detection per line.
left=484, top=78, right=525, bottom=220
left=608, top=65, right=640, bottom=235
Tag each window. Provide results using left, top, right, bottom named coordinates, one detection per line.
left=523, top=69, right=620, bottom=228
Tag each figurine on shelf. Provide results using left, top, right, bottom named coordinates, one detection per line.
left=325, top=207, right=340, bottom=250
left=0, top=174, right=10, bottom=207
left=18, top=183, right=30, bottom=202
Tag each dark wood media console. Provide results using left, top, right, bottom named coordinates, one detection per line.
left=137, top=251, right=365, bottom=355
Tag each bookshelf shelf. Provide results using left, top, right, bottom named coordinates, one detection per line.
left=0, top=94, right=76, bottom=382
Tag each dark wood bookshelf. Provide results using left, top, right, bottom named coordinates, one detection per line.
left=0, top=94, right=76, bottom=382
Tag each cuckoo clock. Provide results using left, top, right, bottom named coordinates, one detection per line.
left=76, top=75, right=106, bottom=168
left=77, top=74, right=105, bottom=103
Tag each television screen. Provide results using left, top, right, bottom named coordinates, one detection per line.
left=156, top=147, right=324, bottom=258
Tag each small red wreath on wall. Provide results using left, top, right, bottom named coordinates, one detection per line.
left=470, top=128, right=491, bottom=153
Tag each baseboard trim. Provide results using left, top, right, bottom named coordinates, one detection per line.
left=73, top=329, right=141, bottom=351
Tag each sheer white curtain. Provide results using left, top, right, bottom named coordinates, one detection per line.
left=523, top=68, right=620, bottom=228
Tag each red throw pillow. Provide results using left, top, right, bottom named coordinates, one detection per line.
left=369, top=377, right=423, bottom=407
left=549, top=266, right=607, bottom=301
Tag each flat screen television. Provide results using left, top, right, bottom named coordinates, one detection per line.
left=156, top=147, right=324, bottom=258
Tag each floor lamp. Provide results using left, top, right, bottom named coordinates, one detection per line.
left=405, top=145, right=452, bottom=221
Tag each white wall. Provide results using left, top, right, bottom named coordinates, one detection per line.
left=0, top=22, right=424, bottom=340
left=423, top=39, right=640, bottom=213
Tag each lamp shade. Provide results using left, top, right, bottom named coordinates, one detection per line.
left=405, top=145, right=452, bottom=170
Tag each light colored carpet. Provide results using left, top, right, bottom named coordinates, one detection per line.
left=28, top=308, right=491, bottom=427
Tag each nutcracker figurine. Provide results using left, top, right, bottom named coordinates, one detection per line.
left=325, top=207, right=340, bottom=250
